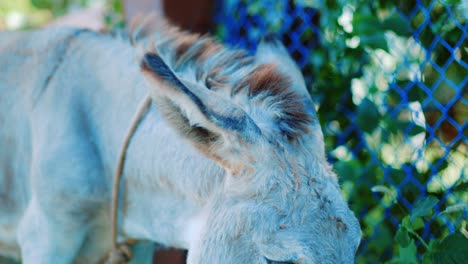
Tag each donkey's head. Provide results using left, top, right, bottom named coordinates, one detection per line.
left=140, top=35, right=361, bottom=263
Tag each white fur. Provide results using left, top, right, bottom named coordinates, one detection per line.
left=0, top=27, right=361, bottom=264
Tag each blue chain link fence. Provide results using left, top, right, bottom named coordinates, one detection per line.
left=214, top=0, right=467, bottom=262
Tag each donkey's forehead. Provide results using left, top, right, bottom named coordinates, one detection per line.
left=223, top=141, right=336, bottom=197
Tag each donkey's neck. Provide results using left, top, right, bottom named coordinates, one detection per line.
left=120, top=104, right=225, bottom=248
left=71, top=34, right=225, bottom=248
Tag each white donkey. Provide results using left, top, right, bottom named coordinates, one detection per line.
left=0, top=20, right=361, bottom=264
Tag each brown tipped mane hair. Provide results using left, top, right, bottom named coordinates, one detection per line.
left=131, top=17, right=312, bottom=139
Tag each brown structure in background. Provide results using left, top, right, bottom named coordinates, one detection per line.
left=124, top=0, right=214, bottom=34
left=151, top=248, right=187, bottom=264
left=123, top=1, right=214, bottom=263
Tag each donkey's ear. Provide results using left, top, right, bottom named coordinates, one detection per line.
left=140, top=53, right=262, bottom=174
left=256, top=36, right=326, bottom=154
left=255, top=35, right=309, bottom=98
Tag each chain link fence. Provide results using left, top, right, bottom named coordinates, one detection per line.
left=215, top=0, right=467, bottom=262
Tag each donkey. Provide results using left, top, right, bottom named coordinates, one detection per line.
left=0, top=20, right=361, bottom=263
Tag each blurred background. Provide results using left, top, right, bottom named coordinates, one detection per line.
left=0, top=0, right=467, bottom=263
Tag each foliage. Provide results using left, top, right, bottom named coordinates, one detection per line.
left=1, top=0, right=466, bottom=262
left=0, top=0, right=124, bottom=30
left=390, top=196, right=468, bottom=264
left=215, top=0, right=468, bottom=262
left=0, top=0, right=53, bottom=29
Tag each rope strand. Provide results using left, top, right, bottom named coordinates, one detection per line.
left=107, top=95, right=152, bottom=264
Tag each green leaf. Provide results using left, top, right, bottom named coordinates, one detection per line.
left=411, top=196, right=439, bottom=221
left=382, top=14, right=412, bottom=36
left=31, top=0, right=52, bottom=9
left=402, top=216, right=425, bottom=231
left=355, top=98, right=382, bottom=133
left=424, top=233, right=468, bottom=264
left=353, top=14, right=383, bottom=35
left=401, top=216, right=411, bottom=228
left=389, top=168, right=406, bottom=183
left=112, top=0, right=123, bottom=13
left=422, top=240, right=440, bottom=264
left=359, top=34, right=389, bottom=51
left=452, top=182, right=468, bottom=193
left=396, top=227, right=411, bottom=247
left=411, top=217, right=425, bottom=230
left=407, top=83, right=425, bottom=102
left=385, top=119, right=405, bottom=134
left=440, top=203, right=468, bottom=214
left=371, top=185, right=398, bottom=207
left=395, top=239, right=419, bottom=264
left=334, top=160, right=361, bottom=181
left=406, top=123, right=426, bottom=136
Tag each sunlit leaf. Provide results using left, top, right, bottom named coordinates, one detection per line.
left=440, top=203, right=468, bottom=214
left=411, top=217, right=425, bottom=230
left=411, top=196, right=439, bottom=221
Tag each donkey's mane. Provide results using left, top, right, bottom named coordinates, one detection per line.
left=130, top=17, right=311, bottom=138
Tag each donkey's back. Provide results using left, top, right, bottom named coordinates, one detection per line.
left=0, top=28, right=130, bottom=262
left=0, top=29, right=72, bottom=258
left=0, top=28, right=74, bottom=259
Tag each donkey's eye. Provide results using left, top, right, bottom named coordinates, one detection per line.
left=264, top=257, right=294, bottom=264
